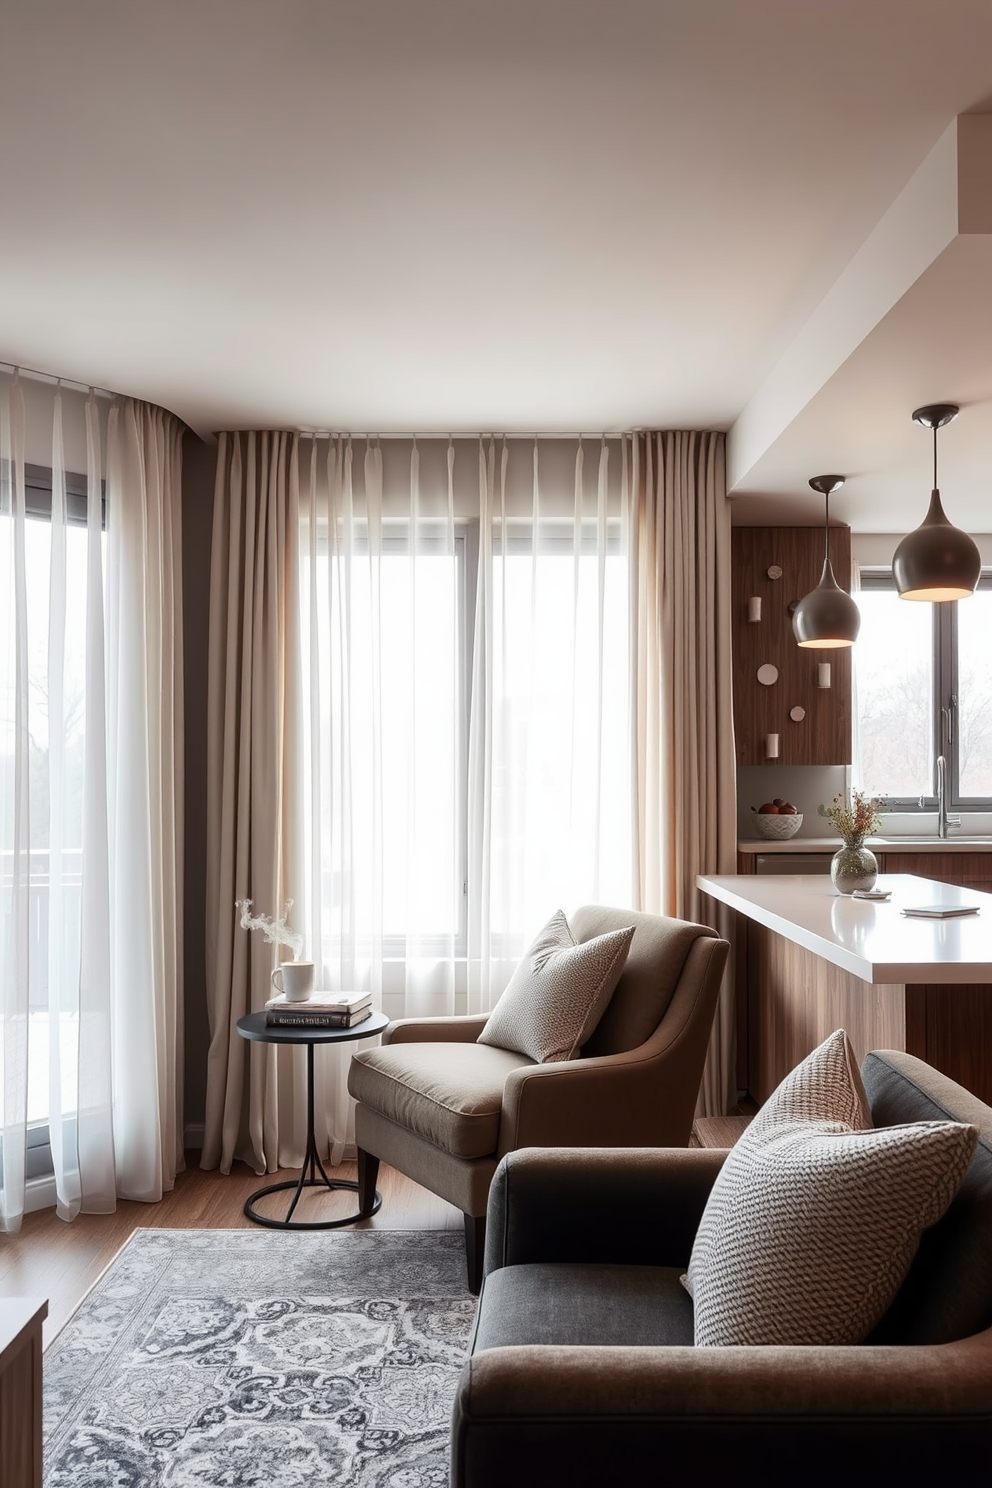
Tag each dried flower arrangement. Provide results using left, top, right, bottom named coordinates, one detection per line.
left=817, top=790, right=882, bottom=847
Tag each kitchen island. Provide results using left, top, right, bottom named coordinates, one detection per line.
left=698, top=872, right=992, bottom=1104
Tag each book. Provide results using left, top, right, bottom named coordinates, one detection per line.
left=265, top=990, right=372, bottom=1015
left=265, top=1007, right=374, bottom=1029
left=900, top=904, right=980, bottom=919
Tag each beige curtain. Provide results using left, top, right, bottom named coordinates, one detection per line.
left=625, top=430, right=738, bottom=1116
left=202, top=430, right=307, bottom=1174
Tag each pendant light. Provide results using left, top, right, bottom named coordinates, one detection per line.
left=792, top=474, right=861, bottom=648
left=892, top=404, right=980, bottom=602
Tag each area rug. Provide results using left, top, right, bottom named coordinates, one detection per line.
left=44, top=1228, right=475, bottom=1487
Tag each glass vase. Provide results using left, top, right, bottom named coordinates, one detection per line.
left=830, top=842, right=878, bottom=895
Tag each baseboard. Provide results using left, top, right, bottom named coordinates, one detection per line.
left=25, top=1174, right=58, bottom=1214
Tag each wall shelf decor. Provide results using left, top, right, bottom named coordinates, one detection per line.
left=732, top=526, right=852, bottom=766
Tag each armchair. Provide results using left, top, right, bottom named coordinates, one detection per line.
left=347, top=906, right=729, bottom=1291
left=451, top=1050, right=992, bottom=1486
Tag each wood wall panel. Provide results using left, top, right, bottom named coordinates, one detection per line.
left=748, top=922, right=905, bottom=1101
left=732, top=526, right=852, bottom=767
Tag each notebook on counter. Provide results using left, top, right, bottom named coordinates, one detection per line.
left=900, top=904, right=980, bottom=919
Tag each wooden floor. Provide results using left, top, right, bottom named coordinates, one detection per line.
left=0, top=1157, right=461, bottom=1349
left=1, top=1115, right=752, bottom=1351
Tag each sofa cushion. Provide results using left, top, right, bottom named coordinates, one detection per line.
left=863, top=1049, right=992, bottom=1344
left=478, top=910, right=634, bottom=1064
left=685, top=1030, right=978, bottom=1347
left=472, top=1263, right=694, bottom=1352
left=348, top=1042, right=533, bottom=1159
left=685, top=1025, right=871, bottom=1298
left=572, top=906, right=715, bottom=1057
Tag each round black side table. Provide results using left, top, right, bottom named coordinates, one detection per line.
left=236, top=1008, right=388, bottom=1230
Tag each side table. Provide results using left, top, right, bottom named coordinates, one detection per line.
left=236, top=1008, right=388, bottom=1230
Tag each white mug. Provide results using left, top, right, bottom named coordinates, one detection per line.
left=270, top=960, right=314, bottom=1003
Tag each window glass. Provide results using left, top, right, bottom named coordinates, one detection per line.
left=0, top=512, right=90, bottom=1124
left=854, top=585, right=932, bottom=800
left=957, top=586, right=992, bottom=798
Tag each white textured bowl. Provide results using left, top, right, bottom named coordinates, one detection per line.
left=751, top=812, right=803, bottom=839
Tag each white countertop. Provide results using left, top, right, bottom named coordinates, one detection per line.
left=738, top=836, right=992, bottom=854
left=697, top=872, right=992, bottom=985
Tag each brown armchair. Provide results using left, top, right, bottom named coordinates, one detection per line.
left=451, top=1050, right=992, bottom=1485
left=347, top=905, right=729, bottom=1291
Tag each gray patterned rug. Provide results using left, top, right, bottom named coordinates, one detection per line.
left=44, top=1228, right=474, bottom=1487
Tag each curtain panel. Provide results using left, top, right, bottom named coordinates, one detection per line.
left=624, top=430, right=737, bottom=1116
left=203, top=428, right=737, bottom=1175
left=0, top=376, right=184, bottom=1230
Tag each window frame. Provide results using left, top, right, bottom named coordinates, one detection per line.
left=857, top=569, right=992, bottom=810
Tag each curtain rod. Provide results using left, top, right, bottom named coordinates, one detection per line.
left=0, top=359, right=117, bottom=400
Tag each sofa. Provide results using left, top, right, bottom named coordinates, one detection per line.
left=451, top=1049, right=992, bottom=1486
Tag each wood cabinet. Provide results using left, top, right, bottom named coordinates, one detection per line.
left=877, top=852, right=992, bottom=1102
left=732, top=526, right=852, bottom=766
left=0, top=1299, right=46, bottom=1488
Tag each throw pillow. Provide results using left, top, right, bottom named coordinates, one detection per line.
left=477, top=909, right=634, bottom=1064
left=684, top=1029, right=978, bottom=1346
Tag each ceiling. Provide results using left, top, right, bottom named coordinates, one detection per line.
left=2, top=0, right=992, bottom=530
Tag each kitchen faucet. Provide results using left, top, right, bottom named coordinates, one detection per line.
left=936, top=755, right=948, bottom=838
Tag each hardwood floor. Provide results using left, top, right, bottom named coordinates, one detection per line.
left=0, top=1157, right=461, bottom=1349
left=2, top=1115, right=749, bottom=1350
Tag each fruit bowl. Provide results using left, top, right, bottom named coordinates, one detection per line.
left=752, top=812, right=803, bottom=840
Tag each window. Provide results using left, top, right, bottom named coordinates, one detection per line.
left=298, top=507, right=631, bottom=969
left=1, top=464, right=101, bottom=1150
left=854, top=572, right=992, bottom=807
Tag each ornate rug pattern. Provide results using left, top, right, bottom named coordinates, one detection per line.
left=44, top=1228, right=474, bottom=1487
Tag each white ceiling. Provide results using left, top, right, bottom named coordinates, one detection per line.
left=2, top=0, right=992, bottom=530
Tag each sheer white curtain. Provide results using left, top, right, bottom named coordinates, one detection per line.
left=0, top=373, right=183, bottom=1230
left=205, top=434, right=632, bottom=1165
left=467, top=437, right=632, bottom=1010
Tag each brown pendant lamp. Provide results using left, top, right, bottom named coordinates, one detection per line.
left=892, top=404, right=980, bottom=602
left=792, top=475, right=861, bottom=648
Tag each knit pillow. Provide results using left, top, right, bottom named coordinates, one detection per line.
left=478, top=910, right=634, bottom=1064
left=684, top=1030, right=978, bottom=1346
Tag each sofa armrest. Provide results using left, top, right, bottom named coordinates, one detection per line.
left=452, top=1332, right=992, bottom=1487
left=383, top=1014, right=488, bottom=1046
left=483, top=1147, right=727, bottom=1276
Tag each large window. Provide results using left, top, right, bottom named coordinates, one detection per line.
left=1, top=466, right=99, bottom=1152
left=855, top=572, right=992, bottom=807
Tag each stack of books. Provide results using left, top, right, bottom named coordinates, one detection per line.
left=264, top=990, right=374, bottom=1028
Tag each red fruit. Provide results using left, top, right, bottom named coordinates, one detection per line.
left=758, top=803, right=779, bottom=813
left=779, top=803, right=798, bottom=814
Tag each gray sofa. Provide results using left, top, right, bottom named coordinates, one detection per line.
left=451, top=1049, right=992, bottom=1485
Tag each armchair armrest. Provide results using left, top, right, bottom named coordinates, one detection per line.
left=383, top=1013, right=488, bottom=1046
left=483, top=1147, right=727, bottom=1276
left=453, top=1331, right=992, bottom=1487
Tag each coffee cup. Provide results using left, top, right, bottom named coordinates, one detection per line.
left=270, top=960, right=314, bottom=1003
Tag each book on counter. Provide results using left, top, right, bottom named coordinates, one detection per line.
left=264, top=990, right=374, bottom=1027
left=900, top=904, right=980, bottom=919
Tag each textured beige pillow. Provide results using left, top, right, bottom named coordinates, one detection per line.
left=685, top=1029, right=978, bottom=1347
left=478, top=910, right=633, bottom=1064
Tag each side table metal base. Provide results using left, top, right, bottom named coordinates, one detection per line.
left=244, top=1175, right=382, bottom=1230
left=242, top=1035, right=382, bottom=1230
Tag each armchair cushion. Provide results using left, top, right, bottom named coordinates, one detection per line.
left=472, top=1263, right=694, bottom=1351
left=348, top=1042, right=533, bottom=1159
left=478, top=910, right=633, bottom=1064
left=685, top=1031, right=978, bottom=1347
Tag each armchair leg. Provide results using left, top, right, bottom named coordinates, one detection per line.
left=464, top=1213, right=486, bottom=1295
left=357, top=1147, right=380, bottom=1218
